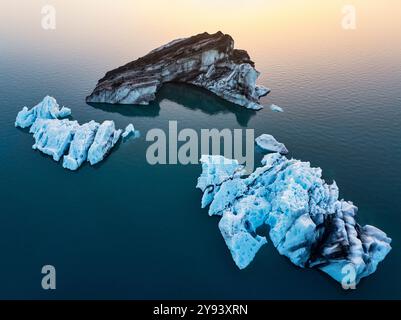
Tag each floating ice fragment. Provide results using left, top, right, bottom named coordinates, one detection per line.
left=15, top=97, right=133, bottom=170
left=63, top=121, right=100, bottom=170
left=196, top=154, right=392, bottom=287
left=30, top=118, right=78, bottom=162
left=15, top=96, right=71, bottom=128
left=270, top=104, right=283, bottom=112
left=122, top=123, right=136, bottom=139
left=255, top=134, right=288, bottom=154
left=87, top=121, right=122, bottom=165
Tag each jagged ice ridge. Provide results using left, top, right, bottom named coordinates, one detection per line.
left=196, top=154, right=391, bottom=286
left=86, top=31, right=270, bottom=110
left=15, top=96, right=135, bottom=170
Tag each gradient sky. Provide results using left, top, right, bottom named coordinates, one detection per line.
left=1, top=0, right=401, bottom=76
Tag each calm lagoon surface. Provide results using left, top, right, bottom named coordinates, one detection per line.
left=0, top=0, right=400, bottom=299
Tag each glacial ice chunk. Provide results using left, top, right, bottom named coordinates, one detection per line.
left=87, top=121, right=122, bottom=165
left=196, top=154, right=392, bottom=287
left=122, top=123, right=136, bottom=139
left=219, top=209, right=268, bottom=269
left=86, top=32, right=270, bottom=110
left=30, top=118, right=122, bottom=168
left=270, top=104, right=283, bottom=112
left=255, top=134, right=288, bottom=154
left=63, top=121, right=100, bottom=170
left=15, top=96, right=71, bottom=128
left=30, top=119, right=78, bottom=162
left=15, top=97, right=132, bottom=170
left=197, top=155, right=247, bottom=209
left=255, top=85, right=270, bottom=98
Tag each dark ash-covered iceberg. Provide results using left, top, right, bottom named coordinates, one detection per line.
left=196, top=154, right=391, bottom=287
left=86, top=31, right=269, bottom=110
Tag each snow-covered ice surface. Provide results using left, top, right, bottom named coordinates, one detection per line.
left=270, top=104, right=283, bottom=112
left=196, top=154, right=392, bottom=287
left=15, top=97, right=136, bottom=170
left=255, top=134, right=288, bottom=154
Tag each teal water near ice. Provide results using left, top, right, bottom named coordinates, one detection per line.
left=1, top=3, right=401, bottom=299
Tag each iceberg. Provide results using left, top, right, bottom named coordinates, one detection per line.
left=255, top=134, right=288, bottom=154
left=196, top=154, right=392, bottom=287
left=197, top=155, right=247, bottom=210
left=218, top=195, right=270, bottom=269
left=15, top=97, right=133, bottom=170
left=63, top=120, right=100, bottom=170
left=270, top=104, right=283, bottom=112
left=86, top=32, right=270, bottom=110
left=122, top=123, right=136, bottom=139
left=30, top=119, right=78, bottom=161
left=15, top=96, right=71, bottom=128
left=87, top=121, right=122, bottom=165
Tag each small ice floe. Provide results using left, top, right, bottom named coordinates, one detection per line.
left=15, top=96, right=134, bottom=171
left=255, top=134, right=288, bottom=154
left=270, top=104, right=283, bottom=113
left=122, top=123, right=136, bottom=139
left=15, top=95, right=71, bottom=128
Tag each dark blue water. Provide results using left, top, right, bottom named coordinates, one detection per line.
left=1, top=3, right=401, bottom=299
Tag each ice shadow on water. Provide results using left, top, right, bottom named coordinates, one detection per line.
left=86, top=100, right=161, bottom=118
left=87, top=83, right=257, bottom=127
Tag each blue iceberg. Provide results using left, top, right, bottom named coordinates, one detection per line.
left=270, top=104, right=283, bottom=112
left=15, top=96, right=136, bottom=170
left=87, top=121, right=122, bottom=165
left=255, top=134, right=288, bottom=154
left=15, top=95, right=71, bottom=128
left=122, top=123, right=135, bottom=139
left=196, top=154, right=392, bottom=287
left=63, top=120, right=100, bottom=170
